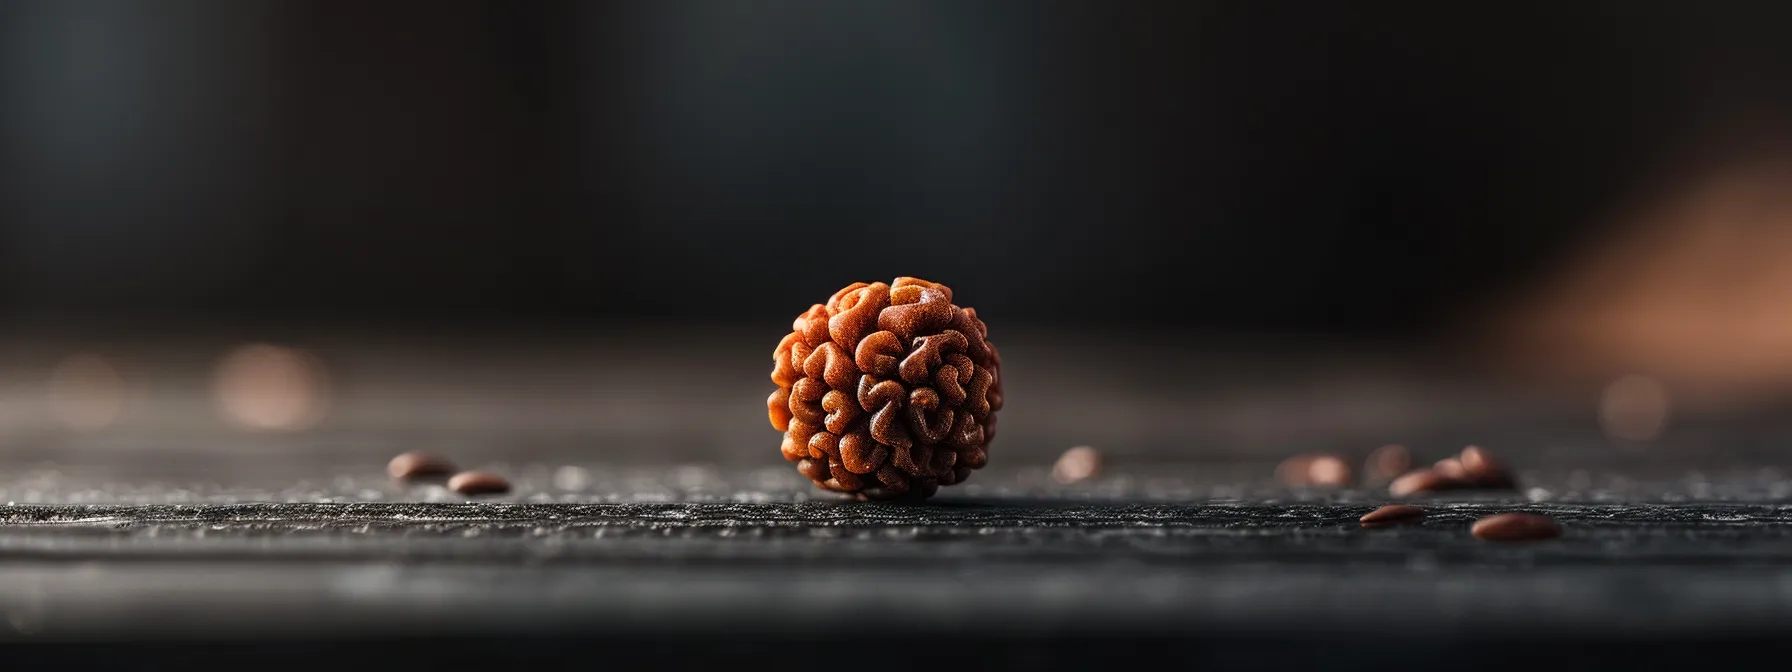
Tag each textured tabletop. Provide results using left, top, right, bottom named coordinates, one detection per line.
left=0, top=329, right=1788, bottom=667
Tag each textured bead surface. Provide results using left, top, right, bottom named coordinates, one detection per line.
left=769, top=278, right=1002, bottom=499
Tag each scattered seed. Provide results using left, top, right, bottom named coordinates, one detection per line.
left=1388, top=469, right=1464, bottom=496
left=1360, top=504, right=1426, bottom=525
left=1052, top=446, right=1102, bottom=484
left=1433, top=457, right=1470, bottom=481
left=447, top=471, right=511, bottom=495
left=1458, top=445, right=1497, bottom=475
left=1472, top=512, right=1562, bottom=541
left=387, top=451, right=456, bottom=480
left=1459, top=445, right=1516, bottom=489
left=1307, top=455, right=1354, bottom=486
left=1276, top=453, right=1318, bottom=486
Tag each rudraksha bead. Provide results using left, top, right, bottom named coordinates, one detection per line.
left=768, top=277, right=1002, bottom=500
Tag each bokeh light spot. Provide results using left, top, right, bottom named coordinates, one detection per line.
left=213, top=343, right=330, bottom=432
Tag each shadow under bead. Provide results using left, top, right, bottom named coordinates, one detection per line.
left=768, top=277, right=1002, bottom=500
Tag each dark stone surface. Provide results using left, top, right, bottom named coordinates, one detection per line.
left=3, top=471, right=1792, bottom=652
left=0, top=335, right=1789, bottom=667
left=1, top=458, right=1790, bottom=669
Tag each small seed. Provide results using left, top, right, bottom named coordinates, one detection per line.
left=387, top=451, right=456, bottom=480
left=1459, top=445, right=1516, bottom=489
left=1457, top=445, right=1498, bottom=474
left=1360, top=504, right=1426, bottom=525
left=1365, top=444, right=1412, bottom=480
left=1433, top=457, right=1470, bottom=481
left=1388, top=468, right=1465, bottom=496
left=1276, top=453, right=1317, bottom=486
left=1471, top=513, right=1561, bottom=541
left=447, top=471, right=511, bottom=495
left=1052, top=446, right=1102, bottom=484
left=1307, top=455, right=1353, bottom=486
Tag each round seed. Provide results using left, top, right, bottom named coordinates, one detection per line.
left=1360, top=504, right=1426, bottom=525
left=1471, top=512, right=1561, bottom=541
left=387, top=451, right=456, bottom=480
left=447, top=471, right=511, bottom=495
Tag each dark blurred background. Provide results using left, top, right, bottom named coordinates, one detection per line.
left=14, top=4, right=1792, bottom=657
left=5, top=0, right=1790, bottom=337
left=5, top=0, right=1792, bottom=452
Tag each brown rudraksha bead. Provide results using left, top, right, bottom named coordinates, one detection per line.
left=768, top=277, right=1003, bottom=500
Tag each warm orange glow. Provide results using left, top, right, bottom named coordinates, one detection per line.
left=1496, top=157, right=1792, bottom=396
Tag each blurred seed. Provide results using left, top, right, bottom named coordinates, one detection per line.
left=1433, top=458, right=1470, bottom=481
left=1306, top=455, right=1354, bottom=486
left=1471, top=512, right=1562, bottom=541
left=387, top=451, right=456, bottom=480
left=1389, top=469, right=1463, bottom=496
left=1459, top=445, right=1517, bottom=489
left=1365, top=444, right=1412, bottom=480
left=213, top=343, right=329, bottom=431
left=1276, top=453, right=1317, bottom=486
left=1360, top=504, right=1426, bottom=525
left=553, top=465, right=591, bottom=491
left=447, top=471, right=511, bottom=495
left=1458, top=445, right=1499, bottom=477
left=1052, top=446, right=1102, bottom=484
